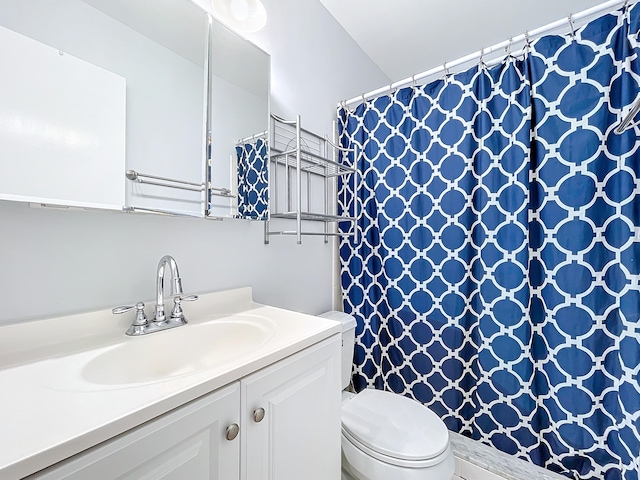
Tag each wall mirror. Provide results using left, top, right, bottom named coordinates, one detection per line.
left=207, top=19, right=270, bottom=220
left=0, top=0, right=209, bottom=216
left=0, top=0, right=270, bottom=219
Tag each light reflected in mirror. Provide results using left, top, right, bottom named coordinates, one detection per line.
left=207, top=18, right=270, bottom=220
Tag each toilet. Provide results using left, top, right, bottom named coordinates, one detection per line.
left=320, top=311, right=455, bottom=480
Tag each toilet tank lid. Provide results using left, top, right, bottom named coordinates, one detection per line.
left=319, top=311, right=356, bottom=331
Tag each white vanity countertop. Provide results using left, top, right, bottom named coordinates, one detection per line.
left=0, top=287, right=341, bottom=479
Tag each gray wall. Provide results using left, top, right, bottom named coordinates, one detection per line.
left=0, top=0, right=390, bottom=324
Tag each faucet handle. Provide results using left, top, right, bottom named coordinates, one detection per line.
left=170, top=295, right=198, bottom=324
left=177, top=294, right=199, bottom=302
left=113, top=302, right=148, bottom=335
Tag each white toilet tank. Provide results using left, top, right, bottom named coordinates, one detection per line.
left=319, top=311, right=357, bottom=390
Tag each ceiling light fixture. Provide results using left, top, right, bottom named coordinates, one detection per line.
left=211, top=0, right=267, bottom=33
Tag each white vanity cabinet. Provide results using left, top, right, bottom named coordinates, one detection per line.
left=28, top=336, right=341, bottom=480
left=29, top=383, right=241, bottom=480
left=241, top=335, right=342, bottom=480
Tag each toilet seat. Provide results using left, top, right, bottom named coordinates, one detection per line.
left=341, top=389, right=450, bottom=468
left=342, top=429, right=451, bottom=469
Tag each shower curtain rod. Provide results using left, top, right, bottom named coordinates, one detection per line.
left=341, top=0, right=632, bottom=108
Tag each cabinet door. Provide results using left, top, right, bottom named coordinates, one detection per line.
left=241, top=336, right=342, bottom=480
left=30, top=383, right=240, bottom=480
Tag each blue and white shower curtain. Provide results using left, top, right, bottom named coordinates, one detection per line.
left=236, top=138, right=269, bottom=220
left=338, top=5, right=640, bottom=479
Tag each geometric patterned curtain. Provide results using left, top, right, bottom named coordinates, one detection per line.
left=338, top=5, right=640, bottom=479
left=236, top=138, right=269, bottom=220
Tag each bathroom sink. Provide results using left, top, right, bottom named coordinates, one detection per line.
left=82, top=315, right=274, bottom=385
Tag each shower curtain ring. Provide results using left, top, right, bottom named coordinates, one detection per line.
left=524, top=30, right=531, bottom=50
left=505, top=37, right=513, bottom=56
left=568, top=14, right=576, bottom=38
left=479, top=47, right=486, bottom=67
left=412, top=75, right=417, bottom=88
left=443, top=62, right=450, bottom=76
left=623, top=0, right=631, bottom=20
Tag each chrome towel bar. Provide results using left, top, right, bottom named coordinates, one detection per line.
left=125, top=170, right=205, bottom=192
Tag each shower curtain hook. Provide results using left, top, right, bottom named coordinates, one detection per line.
left=524, top=30, right=531, bottom=51
left=443, top=62, right=450, bottom=77
left=412, top=74, right=417, bottom=88
left=479, top=47, right=485, bottom=68
left=568, top=14, right=576, bottom=38
left=622, top=0, right=630, bottom=19
left=625, top=0, right=632, bottom=24
left=505, top=37, right=513, bottom=56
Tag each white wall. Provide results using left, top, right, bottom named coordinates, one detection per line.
left=0, top=0, right=390, bottom=324
left=243, top=0, right=385, bottom=136
left=319, top=0, right=610, bottom=81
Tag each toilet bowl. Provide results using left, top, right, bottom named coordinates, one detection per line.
left=320, top=311, right=455, bottom=480
left=341, top=389, right=455, bottom=480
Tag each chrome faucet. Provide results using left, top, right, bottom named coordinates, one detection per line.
left=112, top=255, right=198, bottom=336
left=154, top=255, right=183, bottom=324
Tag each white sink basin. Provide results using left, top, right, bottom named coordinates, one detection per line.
left=82, top=315, right=274, bottom=385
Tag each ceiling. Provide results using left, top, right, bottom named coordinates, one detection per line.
left=319, top=0, right=614, bottom=82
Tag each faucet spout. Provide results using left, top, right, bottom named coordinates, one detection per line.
left=154, top=255, right=184, bottom=323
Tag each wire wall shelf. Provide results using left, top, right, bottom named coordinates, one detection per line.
left=265, top=114, right=359, bottom=244
left=270, top=149, right=354, bottom=177
left=270, top=211, right=356, bottom=222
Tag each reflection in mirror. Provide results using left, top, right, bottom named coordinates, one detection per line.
left=236, top=136, right=269, bottom=219
left=0, top=24, right=125, bottom=210
left=207, top=18, right=270, bottom=220
left=0, top=0, right=208, bottom=216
